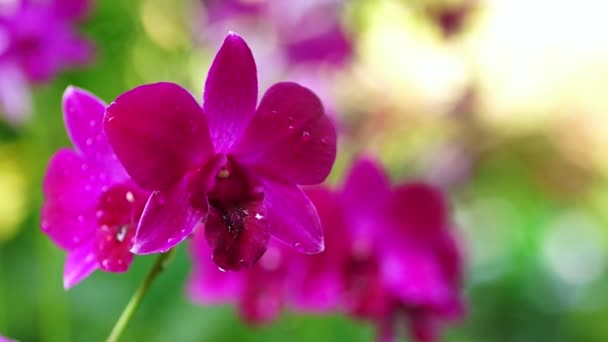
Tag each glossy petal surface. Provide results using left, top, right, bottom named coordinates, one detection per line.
left=203, top=32, right=257, bottom=152
left=262, top=178, right=323, bottom=253
left=234, top=82, right=336, bottom=185
left=63, top=240, right=98, bottom=289
left=42, top=148, right=104, bottom=249
left=104, top=82, right=213, bottom=191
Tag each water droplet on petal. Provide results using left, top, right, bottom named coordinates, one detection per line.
left=107, top=116, right=115, bottom=122
left=167, top=237, right=176, bottom=244
left=116, top=225, right=128, bottom=242
left=302, top=131, right=310, bottom=142
left=77, top=215, right=85, bottom=223
left=288, top=125, right=295, bottom=131
left=73, top=236, right=81, bottom=243
left=85, top=138, right=93, bottom=146
left=217, top=266, right=226, bottom=272
left=293, top=242, right=302, bottom=249
left=89, top=120, right=96, bottom=127
left=320, top=138, right=328, bottom=145
left=84, top=185, right=92, bottom=192
left=255, top=213, right=264, bottom=220
left=125, top=191, right=134, bottom=203
left=102, top=259, right=111, bottom=268
left=117, top=259, right=124, bottom=266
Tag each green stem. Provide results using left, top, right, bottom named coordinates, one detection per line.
left=106, top=248, right=176, bottom=342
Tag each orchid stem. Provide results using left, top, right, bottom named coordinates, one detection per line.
left=107, top=248, right=177, bottom=342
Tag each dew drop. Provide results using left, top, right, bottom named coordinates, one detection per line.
left=89, top=120, right=96, bottom=127
left=85, top=254, right=94, bottom=263
left=302, top=131, right=311, bottom=142
left=125, top=191, right=134, bottom=203
left=255, top=213, right=264, bottom=220
left=96, top=210, right=103, bottom=218
left=85, top=138, right=93, bottom=146
left=84, top=184, right=92, bottom=192
left=107, top=116, right=115, bottom=122
left=167, top=237, right=177, bottom=244
left=217, top=266, right=226, bottom=272
left=73, top=236, right=81, bottom=243
left=102, top=259, right=111, bottom=268
left=288, top=125, right=295, bottom=131
left=117, top=259, right=124, bottom=266
left=320, top=138, right=327, bottom=145
left=293, top=242, right=302, bottom=249
left=180, top=229, right=187, bottom=235
left=270, top=110, right=278, bottom=115
left=116, top=225, right=128, bottom=242
left=77, top=215, right=85, bottom=223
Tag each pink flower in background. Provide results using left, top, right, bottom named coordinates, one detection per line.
left=201, top=0, right=353, bottom=67
left=188, top=230, right=294, bottom=324
left=379, top=183, right=465, bottom=342
left=104, top=32, right=336, bottom=271
left=0, top=0, right=94, bottom=124
left=0, top=335, right=15, bottom=342
left=41, top=86, right=148, bottom=288
left=293, top=158, right=465, bottom=342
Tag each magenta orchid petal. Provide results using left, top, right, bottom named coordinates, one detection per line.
left=63, top=240, right=98, bottom=289
left=93, top=184, right=143, bottom=272
left=188, top=229, right=244, bottom=304
left=240, top=269, right=284, bottom=324
left=104, top=82, right=214, bottom=191
left=381, top=249, right=450, bottom=307
left=234, top=82, right=336, bottom=185
left=262, top=178, right=323, bottom=253
left=131, top=175, right=205, bottom=254
left=130, top=151, right=224, bottom=254
left=53, top=0, right=91, bottom=20
left=387, top=183, right=448, bottom=241
left=203, top=32, right=257, bottom=152
left=204, top=199, right=268, bottom=271
left=42, top=148, right=103, bottom=249
left=341, top=157, right=391, bottom=213
left=63, top=86, right=125, bottom=176
left=408, top=311, right=439, bottom=342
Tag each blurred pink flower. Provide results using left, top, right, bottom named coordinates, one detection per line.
left=201, top=0, right=353, bottom=67
left=0, top=0, right=94, bottom=124
left=188, top=231, right=295, bottom=324
left=41, top=86, right=148, bottom=289
left=294, top=158, right=466, bottom=342
left=104, top=32, right=336, bottom=270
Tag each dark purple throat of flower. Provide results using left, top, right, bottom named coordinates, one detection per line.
left=94, top=183, right=144, bottom=272
left=203, top=156, right=269, bottom=271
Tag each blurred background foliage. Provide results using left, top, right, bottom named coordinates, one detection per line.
left=2, top=0, right=608, bottom=341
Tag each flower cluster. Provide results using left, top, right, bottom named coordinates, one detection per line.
left=40, top=28, right=464, bottom=341
left=41, top=32, right=337, bottom=285
left=188, top=158, right=465, bottom=342
left=0, top=0, right=93, bottom=124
